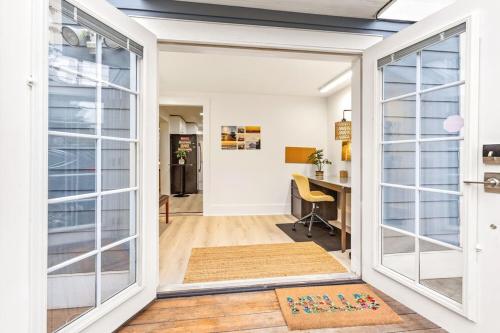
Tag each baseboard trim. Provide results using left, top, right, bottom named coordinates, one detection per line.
left=205, top=203, right=291, bottom=216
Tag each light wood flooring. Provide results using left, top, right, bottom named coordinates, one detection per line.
left=118, top=288, right=445, bottom=333
left=169, top=193, right=203, bottom=214
left=158, top=215, right=352, bottom=291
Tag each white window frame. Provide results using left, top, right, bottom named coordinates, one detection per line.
left=10, top=0, right=158, bottom=330
left=371, top=17, right=479, bottom=319
left=47, top=32, right=141, bottom=326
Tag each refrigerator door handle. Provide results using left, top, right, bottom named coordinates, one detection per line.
left=198, top=142, right=202, bottom=172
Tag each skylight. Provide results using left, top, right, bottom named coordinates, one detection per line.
left=378, top=0, right=456, bottom=21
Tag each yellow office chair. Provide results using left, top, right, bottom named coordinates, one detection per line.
left=292, top=173, right=335, bottom=238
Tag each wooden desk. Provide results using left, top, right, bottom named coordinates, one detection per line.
left=308, top=176, right=351, bottom=253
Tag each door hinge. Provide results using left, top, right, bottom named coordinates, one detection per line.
left=27, top=76, right=35, bottom=87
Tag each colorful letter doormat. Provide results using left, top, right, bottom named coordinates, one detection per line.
left=275, top=284, right=402, bottom=330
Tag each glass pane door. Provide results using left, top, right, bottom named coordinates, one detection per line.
left=379, top=26, right=466, bottom=304
left=47, top=1, right=139, bottom=331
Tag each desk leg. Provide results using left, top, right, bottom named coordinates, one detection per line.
left=341, top=189, right=347, bottom=253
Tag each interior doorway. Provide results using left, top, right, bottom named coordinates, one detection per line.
left=156, top=44, right=362, bottom=293
left=160, top=105, right=204, bottom=216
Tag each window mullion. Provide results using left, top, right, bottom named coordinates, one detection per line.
left=414, top=51, right=422, bottom=285
left=95, top=36, right=103, bottom=307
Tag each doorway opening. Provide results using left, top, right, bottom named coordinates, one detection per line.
left=159, top=105, right=204, bottom=221
left=156, top=44, right=362, bottom=293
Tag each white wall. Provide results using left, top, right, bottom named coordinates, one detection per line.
left=326, top=86, right=352, bottom=177
left=164, top=92, right=328, bottom=215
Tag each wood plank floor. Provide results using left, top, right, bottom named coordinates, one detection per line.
left=158, top=215, right=352, bottom=290
left=118, top=288, right=446, bottom=333
left=169, top=193, right=203, bottom=214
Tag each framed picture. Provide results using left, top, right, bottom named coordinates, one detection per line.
left=221, top=126, right=237, bottom=150
left=221, top=125, right=261, bottom=150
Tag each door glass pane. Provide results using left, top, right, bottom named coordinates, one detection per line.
left=420, top=140, right=461, bottom=192
left=382, top=228, right=415, bottom=280
left=48, top=136, right=96, bottom=199
left=49, top=3, right=98, bottom=80
left=383, top=142, right=416, bottom=186
left=101, top=240, right=136, bottom=302
left=101, top=44, right=137, bottom=90
left=102, top=140, right=133, bottom=191
left=383, top=98, right=416, bottom=141
left=101, top=89, right=136, bottom=139
left=102, top=191, right=135, bottom=246
left=49, top=79, right=97, bottom=134
left=48, top=198, right=96, bottom=267
left=382, top=186, right=415, bottom=233
left=47, top=255, right=96, bottom=333
left=421, top=85, right=464, bottom=139
left=421, top=35, right=463, bottom=89
left=419, top=239, right=463, bottom=303
left=383, top=53, right=417, bottom=100
left=420, top=191, right=461, bottom=247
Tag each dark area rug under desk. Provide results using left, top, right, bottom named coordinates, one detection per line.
left=276, top=223, right=350, bottom=252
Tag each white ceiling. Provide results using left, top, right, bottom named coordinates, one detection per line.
left=160, top=105, right=203, bottom=128
left=177, top=0, right=388, bottom=19
left=159, top=51, right=353, bottom=97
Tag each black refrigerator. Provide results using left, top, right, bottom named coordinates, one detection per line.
left=170, top=134, right=198, bottom=194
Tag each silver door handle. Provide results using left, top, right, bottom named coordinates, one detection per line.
left=464, top=178, right=500, bottom=186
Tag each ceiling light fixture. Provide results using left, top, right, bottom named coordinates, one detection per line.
left=319, top=70, right=352, bottom=94
left=200, top=112, right=204, bottom=116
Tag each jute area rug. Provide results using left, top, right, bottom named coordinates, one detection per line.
left=275, top=284, right=402, bottom=330
left=183, top=242, right=346, bottom=283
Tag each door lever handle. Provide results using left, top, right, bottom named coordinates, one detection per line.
left=464, top=178, right=500, bottom=186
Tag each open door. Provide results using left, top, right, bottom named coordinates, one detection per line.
left=361, top=7, right=479, bottom=323
left=32, top=0, right=158, bottom=332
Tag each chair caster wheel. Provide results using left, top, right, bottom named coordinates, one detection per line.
left=307, top=233, right=312, bottom=238
left=292, top=227, right=296, bottom=231
left=329, top=231, right=335, bottom=236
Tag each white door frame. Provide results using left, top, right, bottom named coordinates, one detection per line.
left=361, top=11, right=480, bottom=324
left=27, top=0, right=158, bottom=332
left=158, top=95, right=211, bottom=215
left=148, top=21, right=369, bottom=283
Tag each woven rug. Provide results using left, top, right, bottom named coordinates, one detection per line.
left=183, top=242, right=347, bottom=283
left=275, top=284, right=402, bottom=330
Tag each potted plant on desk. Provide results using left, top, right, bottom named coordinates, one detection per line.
left=307, top=149, right=331, bottom=180
left=176, top=149, right=188, bottom=165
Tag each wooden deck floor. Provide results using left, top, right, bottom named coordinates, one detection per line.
left=118, top=287, right=445, bottom=333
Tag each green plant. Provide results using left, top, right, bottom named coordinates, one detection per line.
left=307, top=149, right=332, bottom=172
left=176, top=149, right=188, bottom=160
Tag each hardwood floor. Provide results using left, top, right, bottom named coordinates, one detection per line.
left=118, top=288, right=445, bottom=333
left=159, top=215, right=309, bottom=289
left=169, top=193, right=203, bottom=214
left=158, top=214, right=353, bottom=290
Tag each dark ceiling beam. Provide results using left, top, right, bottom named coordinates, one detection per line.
left=108, top=0, right=412, bottom=37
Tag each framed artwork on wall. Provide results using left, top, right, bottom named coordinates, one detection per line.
left=221, top=125, right=261, bottom=150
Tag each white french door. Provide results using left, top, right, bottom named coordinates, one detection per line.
left=31, top=0, right=158, bottom=332
left=362, top=13, right=479, bottom=320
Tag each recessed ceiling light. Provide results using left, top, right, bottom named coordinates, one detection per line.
left=319, top=70, right=352, bottom=94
